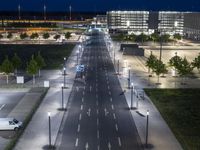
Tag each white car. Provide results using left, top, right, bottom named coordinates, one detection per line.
left=0, top=118, right=23, bottom=131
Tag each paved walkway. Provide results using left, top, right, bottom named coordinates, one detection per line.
left=14, top=43, right=80, bottom=150
left=106, top=36, right=183, bottom=150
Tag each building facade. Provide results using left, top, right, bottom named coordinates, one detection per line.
left=107, top=11, right=184, bottom=35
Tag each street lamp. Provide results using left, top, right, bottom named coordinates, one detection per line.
left=128, top=67, right=131, bottom=89
left=64, top=57, right=66, bottom=68
left=76, top=51, right=79, bottom=65
left=130, top=82, right=134, bottom=109
left=146, top=110, right=149, bottom=148
left=48, top=112, right=51, bottom=147
left=61, top=83, right=64, bottom=110
left=117, top=59, right=120, bottom=74
left=63, top=67, right=66, bottom=88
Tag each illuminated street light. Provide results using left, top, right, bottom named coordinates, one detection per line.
left=146, top=110, right=149, bottom=148
left=64, top=57, right=66, bottom=68
left=63, top=67, right=66, bottom=88
left=48, top=112, right=51, bottom=147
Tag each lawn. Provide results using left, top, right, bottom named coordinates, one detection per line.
left=144, top=89, right=200, bottom=150
left=0, top=44, right=75, bottom=69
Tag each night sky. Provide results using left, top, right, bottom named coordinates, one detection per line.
left=0, top=0, right=200, bottom=12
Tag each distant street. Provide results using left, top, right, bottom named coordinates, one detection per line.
left=57, top=30, right=142, bottom=150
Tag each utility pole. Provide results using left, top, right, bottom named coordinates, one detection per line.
left=69, top=5, right=72, bottom=21
left=18, top=4, right=21, bottom=20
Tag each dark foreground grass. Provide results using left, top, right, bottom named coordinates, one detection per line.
left=144, top=89, right=200, bottom=150
left=0, top=44, right=75, bottom=69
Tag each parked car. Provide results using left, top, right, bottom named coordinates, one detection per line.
left=0, top=118, right=22, bottom=131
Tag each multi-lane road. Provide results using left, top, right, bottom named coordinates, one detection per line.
left=57, top=30, right=142, bottom=150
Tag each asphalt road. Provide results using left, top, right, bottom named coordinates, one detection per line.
left=58, top=31, right=142, bottom=150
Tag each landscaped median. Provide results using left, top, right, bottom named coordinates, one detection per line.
left=4, top=87, right=49, bottom=150
left=144, top=88, right=200, bottom=150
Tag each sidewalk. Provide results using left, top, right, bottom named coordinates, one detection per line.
left=14, top=44, right=79, bottom=150
left=105, top=36, right=183, bottom=150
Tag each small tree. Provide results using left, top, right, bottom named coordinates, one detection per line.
left=153, top=59, right=168, bottom=84
left=26, top=55, right=39, bottom=84
left=191, top=53, right=200, bottom=73
left=136, top=33, right=149, bottom=44
left=145, top=52, right=157, bottom=74
left=161, top=34, right=171, bottom=43
left=54, top=34, right=61, bottom=40
left=7, top=33, right=13, bottom=39
left=151, top=33, right=159, bottom=43
left=30, top=33, right=39, bottom=40
left=12, top=53, right=22, bottom=75
left=65, top=32, right=72, bottom=40
left=173, top=33, right=182, bottom=40
left=169, top=53, right=182, bottom=76
left=20, top=33, right=28, bottom=40
left=43, top=33, right=50, bottom=39
left=35, top=51, right=46, bottom=77
left=1, top=56, right=14, bottom=84
left=176, top=57, right=193, bottom=84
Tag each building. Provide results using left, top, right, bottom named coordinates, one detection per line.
left=107, top=11, right=149, bottom=35
left=107, top=11, right=184, bottom=35
left=184, top=12, right=200, bottom=40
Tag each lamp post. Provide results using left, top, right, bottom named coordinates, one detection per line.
left=48, top=112, right=51, bottom=147
left=61, top=83, right=64, bottom=110
left=130, top=82, right=134, bottom=109
left=64, top=57, right=66, bottom=68
left=76, top=51, right=79, bottom=65
left=63, top=67, right=66, bottom=88
left=117, top=59, right=120, bottom=74
left=146, top=110, right=149, bottom=148
left=128, top=67, right=131, bottom=89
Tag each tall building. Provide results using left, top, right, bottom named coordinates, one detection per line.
left=184, top=12, right=200, bottom=40
left=107, top=11, right=184, bottom=35
left=107, top=11, right=149, bottom=35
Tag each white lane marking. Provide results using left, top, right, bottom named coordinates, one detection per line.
left=84, top=86, right=86, bottom=90
left=85, top=142, right=89, bottom=150
left=90, top=86, right=92, bottom=92
left=96, top=101, right=99, bottom=106
left=109, top=91, right=111, bottom=95
left=83, top=91, right=85, bottom=96
left=97, top=145, right=100, bottom=150
left=81, top=105, right=83, bottom=110
left=111, top=104, right=114, bottom=110
left=0, top=104, right=5, bottom=110
left=108, top=142, right=111, bottom=150
left=113, top=113, right=116, bottom=120
left=97, top=118, right=99, bottom=126
left=77, top=124, right=80, bottom=132
left=118, top=137, right=122, bottom=147
left=97, top=109, right=99, bottom=115
left=97, top=130, right=100, bottom=139
left=82, top=98, right=84, bottom=103
left=115, top=124, right=119, bottom=131
left=96, top=94, right=98, bottom=99
left=79, top=114, right=82, bottom=121
left=76, top=87, right=79, bottom=92
left=108, top=86, right=110, bottom=90
left=104, top=108, right=109, bottom=116
left=110, top=98, right=112, bottom=102
left=75, top=138, right=79, bottom=147
left=87, top=108, right=91, bottom=116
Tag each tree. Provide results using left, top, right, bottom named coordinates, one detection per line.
left=145, top=52, right=157, bottom=74
left=0, top=34, right=3, bottom=39
left=30, top=33, right=39, bottom=40
left=54, top=34, right=61, bottom=40
left=7, top=33, right=13, bottom=39
left=191, top=53, right=200, bottom=73
left=43, top=33, right=50, bottom=39
left=26, top=55, right=39, bottom=84
left=20, top=33, right=28, bottom=40
left=169, top=53, right=182, bottom=76
left=12, top=53, right=22, bottom=75
left=136, top=33, right=149, bottom=44
left=150, top=33, right=159, bottom=43
left=129, top=33, right=136, bottom=42
left=176, top=57, right=193, bottom=84
left=161, top=34, right=171, bottom=43
left=153, top=59, right=168, bottom=84
left=1, top=56, right=14, bottom=84
left=65, top=32, right=72, bottom=40
left=173, top=33, right=182, bottom=40
left=35, top=51, right=46, bottom=77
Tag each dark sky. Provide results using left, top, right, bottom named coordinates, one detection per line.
left=0, top=0, right=200, bottom=12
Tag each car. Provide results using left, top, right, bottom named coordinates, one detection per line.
left=0, top=118, right=23, bottom=131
